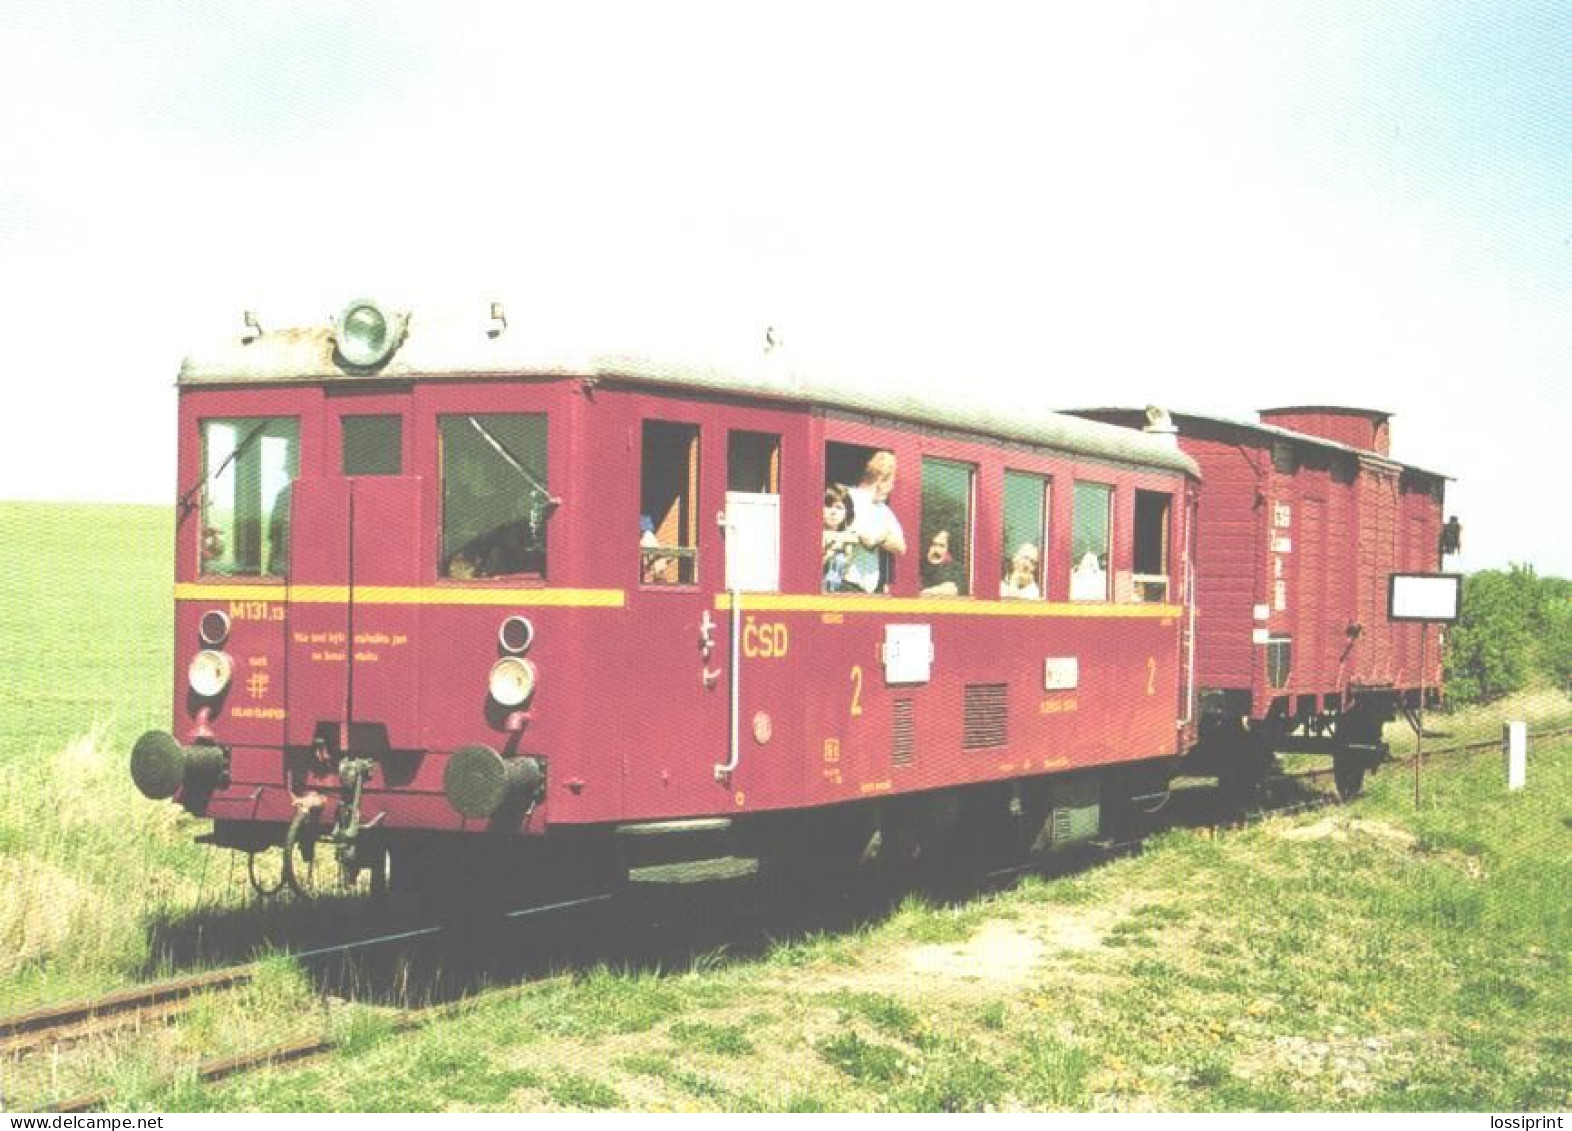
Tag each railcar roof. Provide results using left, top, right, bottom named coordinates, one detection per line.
left=1066, top=406, right=1449, bottom=481
left=180, top=313, right=1200, bottom=479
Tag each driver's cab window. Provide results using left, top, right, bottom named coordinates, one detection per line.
left=440, top=414, right=551, bottom=579
left=200, top=418, right=298, bottom=577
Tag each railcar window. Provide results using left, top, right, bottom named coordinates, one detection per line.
left=920, top=457, right=973, bottom=598
left=641, top=421, right=700, bottom=585
left=1069, top=482, right=1111, bottom=601
left=725, top=431, right=781, bottom=592
left=825, top=442, right=904, bottom=593
left=1001, top=471, right=1049, bottom=600
left=727, top=431, right=780, bottom=494
left=440, top=414, right=550, bottom=579
left=1132, top=490, right=1171, bottom=602
left=824, top=443, right=873, bottom=497
left=200, top=419, right=298, bottom=577
left=342, top=415, right=402, bottom=476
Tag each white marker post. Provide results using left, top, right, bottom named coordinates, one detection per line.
left=1389, top=573, right=1463, bottom=808
left=1504, top=721, right=1527, bottom=791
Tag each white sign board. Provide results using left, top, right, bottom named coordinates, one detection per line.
left=1388, top=573, right=1462, bottom=623
left=724, top=491, right=780, bottom=593
left=882, top=624, right=933, bottom=684
left=1044, top=657, right=1079, bottom=691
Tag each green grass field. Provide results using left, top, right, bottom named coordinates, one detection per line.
left=0, top=501, right=173, bottom=762
left=1, top=502, right=1567, bottom=1111
left=0, top=502, right=201, bottom=1013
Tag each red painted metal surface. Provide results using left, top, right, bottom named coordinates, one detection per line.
left=170, top=377, right=1193, bottom=840
left=1258, top=406, right=1392, bottom=457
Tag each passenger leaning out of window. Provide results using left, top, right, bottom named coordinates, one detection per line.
left=1000, top=542, right=1041, bottom=599
left=920, top=529, right=961, bottom=597
left=822, top=484, right=857, bottom=592
left=844, top=451, right=906, bottom=593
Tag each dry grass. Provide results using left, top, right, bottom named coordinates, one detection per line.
left=0, top=725, right=219, bottom=1003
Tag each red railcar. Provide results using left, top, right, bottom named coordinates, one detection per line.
left=1069, top=406, right=1451, bottom=795
left=133, top=301, right=1200, bottom=894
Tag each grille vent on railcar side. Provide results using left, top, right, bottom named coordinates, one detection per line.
left=892, top=699, right=915, bottom=766
left=963, top=683, right=1009, bottom=750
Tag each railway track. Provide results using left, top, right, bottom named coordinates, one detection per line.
left=5, top=894, right=611, bottom=1112
left=1283, top=722, right=1572, bottom=784
left=15, top=725, right=1565, bottom=1111
left=0, top=921, right=455, bottom=1059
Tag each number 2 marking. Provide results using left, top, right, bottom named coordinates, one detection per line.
left=850, top=665, right=864, bottom=716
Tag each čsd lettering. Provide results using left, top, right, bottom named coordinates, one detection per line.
left=741, top=617, right=789, bottom=659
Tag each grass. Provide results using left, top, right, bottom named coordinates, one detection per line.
left=0, top=502, right=1568, bottom=1111
left=221, top=729, right=1549, bottom=1114
left=0, top=502, right=173, bottom=764
left=0, top=503, right=205, bottom=1006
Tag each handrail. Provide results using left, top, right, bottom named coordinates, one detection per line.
left=715, top=589, right=742, bottom=780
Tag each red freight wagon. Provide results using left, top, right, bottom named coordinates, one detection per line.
left=133, top=301, right=1201, bottom=896
left=1069, top=406, right=1451, bottom=797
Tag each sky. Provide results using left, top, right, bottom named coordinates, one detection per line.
left=1, top=0, right=1567, bottom=575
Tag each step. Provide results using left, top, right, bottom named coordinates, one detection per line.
left=614, top=818, right=734, bottom=839
left=627, top=856, right=759, bottom=886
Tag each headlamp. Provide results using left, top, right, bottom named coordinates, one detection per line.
left=488, top=657, right=537, bottom=708
left=333, top=298, right=405, bottom=369
left=188, top=650, right=234, bottom=698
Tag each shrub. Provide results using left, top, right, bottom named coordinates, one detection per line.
left=1445, top=569, right=1533, bottom=705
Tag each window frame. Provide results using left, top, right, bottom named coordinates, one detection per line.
left=639, top=419, right=703, bottom=589
left=340, top=413, right=404, bottom=477
left=1131, top=488, right=1173, bottom=603
left=919, top=455, right=976, bottom=599
left=823, top=440, right=907, bottom=596
left=724, top=429, right=782, bottom=593
left=197, top=415, right=300, bottom=580
left=1000, top=468, right=1050, bottom=601
left=437, top=411, right=552, bottom=582
left=1069, top=479, right=1113, bottom=603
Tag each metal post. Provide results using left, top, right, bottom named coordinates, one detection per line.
left=1504, top=720, right=1527, bottom=791
left=1414, top=622, right=1428, bottom=808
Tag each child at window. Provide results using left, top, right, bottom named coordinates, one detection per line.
left=822, top=484, right=857, bottom=592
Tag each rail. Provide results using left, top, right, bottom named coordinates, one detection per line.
left=2, top=895, right=609, bottom=1067
left=1286, top=722, right=1572, bottom=783
left=35, top=893, right=612, bottom=1113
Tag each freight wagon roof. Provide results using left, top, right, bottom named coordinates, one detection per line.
left=1258, top=404, right=1393, bottom=420
left=1066, top=406, right=1449, bottom=481
left=180, top=311, right=1200, bottom=479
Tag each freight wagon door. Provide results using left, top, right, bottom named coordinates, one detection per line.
left=1299, top=497, right=1326, bottom=689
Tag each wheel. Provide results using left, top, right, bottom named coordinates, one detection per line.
left=1333, top=753, right=1367, bottom=801
left=1219, top=741, right=1274, bottom=810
